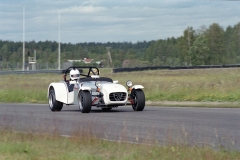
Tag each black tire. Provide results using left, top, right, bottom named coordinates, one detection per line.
left=102, top=107, right=112, bottom=111
left=48, top=88, right=63, bottom=111
left=130, top=89, right=145, bottom=111
left=78, top=90, right=92, bottom=113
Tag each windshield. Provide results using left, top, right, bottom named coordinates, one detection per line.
left=80, top=81, right=112, bottom=85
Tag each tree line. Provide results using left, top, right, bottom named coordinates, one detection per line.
left=0, top=22, right=240, bottom=68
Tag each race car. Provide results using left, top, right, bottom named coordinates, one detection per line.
left=47, top=66, right=145, bottom=113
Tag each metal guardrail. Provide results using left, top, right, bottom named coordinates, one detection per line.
left=112, top=64, right=240, bottom=73
left=1, top=64, right=240, bottom=75
left=0, top=70, right=63, bottom=75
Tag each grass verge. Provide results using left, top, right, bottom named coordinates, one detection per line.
left=146, top=101, right=240, bottom=108
left=0, top=129, right=240, bottom=160
left=1, top=68, right=240, bottom=107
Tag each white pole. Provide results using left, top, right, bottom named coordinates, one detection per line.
left=33, top=49, right=36, bottom=70
left=58, top=9, right=61, bottom=70
left=22, top=6, right=25, bottom=71
left=34, top=49, right=36, bottom=61
left=106, top=47, right=111, bottom=68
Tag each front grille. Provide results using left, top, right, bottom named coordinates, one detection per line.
left=109, top=92, right=127, bottom=101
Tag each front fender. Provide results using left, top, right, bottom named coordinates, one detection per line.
left=48, top=82, right=68, bottom=104
left=132, top=85, right=144, bottom=89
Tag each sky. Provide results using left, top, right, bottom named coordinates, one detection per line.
left=0, top=0, right=239, bottom=44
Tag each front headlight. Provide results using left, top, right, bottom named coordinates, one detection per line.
left=95, top=81, right=102, bottom=88
left=126, top=80, right=132, bottom=87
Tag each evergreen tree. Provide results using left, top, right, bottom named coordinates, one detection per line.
left=1, top=22, right=240, bottom=69
left=189, top=34, right=209, bottom=65
left=205, top=23, right=225, bottom=64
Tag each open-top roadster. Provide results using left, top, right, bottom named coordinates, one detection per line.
left=47, top=66, right=145, bottom=113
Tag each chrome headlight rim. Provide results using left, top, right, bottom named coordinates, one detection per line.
left=126, top=80, right=132, bottom=87
left=95, top=81, right=102, bottom=88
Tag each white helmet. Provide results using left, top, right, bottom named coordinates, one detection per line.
left=90, top=68, right=99, bottom=75
left=70, top=69, right=80, bottom=81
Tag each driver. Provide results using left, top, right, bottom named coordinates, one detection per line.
left=68, top=69, right=80, bottom=92
left=70, top=69, right=80, bottom=81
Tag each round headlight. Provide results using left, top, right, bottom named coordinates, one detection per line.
left=95, top=81, right=102, bottom=88
left=126, top=80, right=132, bottom=87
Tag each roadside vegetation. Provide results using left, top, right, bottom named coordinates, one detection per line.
left=1, top=22, right=240, bottom=69
left=1, top=68, right=240, bottom=159
left=1, top=68, right=240, bottom=106
left=0, top=128, right=240, bottom=160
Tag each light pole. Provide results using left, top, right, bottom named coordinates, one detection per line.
left=106, top=47, right=112, bottom=68
left=22, top=6, right=25, bottom=71
left=58, top=9, right=61, bottom=70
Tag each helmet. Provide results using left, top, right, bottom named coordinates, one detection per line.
left=70, top=69, right=80, bottom=81
left=90, top=68, right=99, bottom=75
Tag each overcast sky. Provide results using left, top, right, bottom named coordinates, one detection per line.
left=0, top=0, right=239, bottom=43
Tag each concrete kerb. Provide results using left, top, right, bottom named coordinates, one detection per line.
left=146, top=101, right=240, bottom=108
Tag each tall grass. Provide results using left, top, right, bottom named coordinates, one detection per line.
left=109, top=68, right=240, bottom=103
left=1, top=68, right=240, bottom=103
left=0, top=128, right=240, bottom=160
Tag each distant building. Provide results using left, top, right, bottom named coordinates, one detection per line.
left=82, top=58, right=94, bottom=64
left=67, top=60, right=82, bottom=63
left=67, top=58, right=94, bottom=64
left=96, top=60, right=104, bottom=67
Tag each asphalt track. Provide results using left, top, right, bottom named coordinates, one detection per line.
left=0, top=103, right=240, bottom=150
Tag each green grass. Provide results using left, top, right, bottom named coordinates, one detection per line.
left=1, top=68, right=240, bottom=159
left=0, top=129, right=239, bottom=160
left=1, top=68, right=240, bottom=105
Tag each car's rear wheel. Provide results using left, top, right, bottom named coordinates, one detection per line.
left=130, top=89, right=145, bottom=111
left=49, top=88, right=63, bottom=111
left=78, top=90, right=92, bottom=113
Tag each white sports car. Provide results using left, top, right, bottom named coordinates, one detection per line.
left=47, top=66, right=145, bottom=113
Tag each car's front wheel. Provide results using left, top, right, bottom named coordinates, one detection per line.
left=48, top=88, right=63, bottom=111
left=78, top=90, right=92, bottom=113
left=130, top=89, right=145, bottom=111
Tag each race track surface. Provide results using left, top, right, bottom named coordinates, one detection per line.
left=0, top=103, right=240, bottom=150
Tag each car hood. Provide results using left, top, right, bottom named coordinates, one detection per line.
left=81, top=82, right=127, bottom=93
left=101, top=83, right=127, bottom=93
